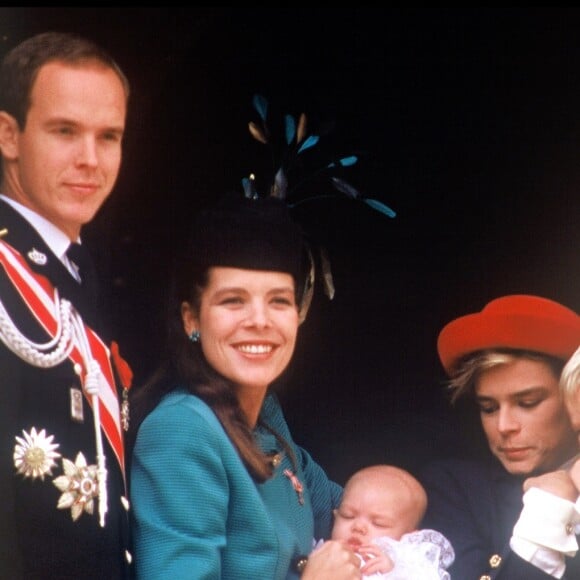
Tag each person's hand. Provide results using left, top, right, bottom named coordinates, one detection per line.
left=569, top=458, right=580, bottom=492
left=301, top=540, right=362, bottom=580
left=523, top=469, right=578, bottom=502
left=357, top=543, right=394, bottom=575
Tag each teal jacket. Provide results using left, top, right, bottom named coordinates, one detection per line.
left=131, top=390, right=342, bottom=579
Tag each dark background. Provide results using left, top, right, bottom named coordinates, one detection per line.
left=1, top=7, right=579, bottom=483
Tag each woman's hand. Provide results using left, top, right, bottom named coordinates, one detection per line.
left=302, top=540, right=362, bottom=580
left=570, top=458, right=580, bottom=492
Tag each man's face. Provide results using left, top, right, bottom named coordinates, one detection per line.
left=0, top=60, right=126, bottom=239
left=475, top=358, right=578, bottom=475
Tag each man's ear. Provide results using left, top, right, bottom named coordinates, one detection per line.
left=0, top=112, right=20, bottom=160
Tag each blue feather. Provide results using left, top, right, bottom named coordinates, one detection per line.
left=253, top=94, right=268, bottom=121
left=297, top=134, right=319, bottom=153
left=339, top=155, right=358, bottom=167
left=285, top=114, right=296, bottom=145
left=364, top=198, right=397, bottom=218
left=327, top=155, right=358, bottom=169
left=270, top=167, right=288, bottom=199
left=330, top=176, right=360, bottom=199
left=242, top=175, right=258, bottom=199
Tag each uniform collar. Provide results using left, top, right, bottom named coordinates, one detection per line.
left=0, top=194, right=78, bottom=261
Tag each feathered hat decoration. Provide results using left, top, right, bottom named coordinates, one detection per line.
left=243, top=94, right=396, bottom=322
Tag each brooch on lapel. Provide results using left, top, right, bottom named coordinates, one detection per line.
left=284, top=469, right=304, bottom=505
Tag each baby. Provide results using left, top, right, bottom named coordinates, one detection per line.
left=329, top=465, right=454, bottom=579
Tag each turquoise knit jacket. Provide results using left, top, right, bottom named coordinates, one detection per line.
left=131, top=390, right=342, bottom=579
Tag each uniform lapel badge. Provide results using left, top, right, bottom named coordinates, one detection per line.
left=13, top=427, right=61, bottom=480
left=27, top=247, right=47, bottom=265
left=70, top=387, right=84, bottom=423
left=53, top=452, right=99, bottom=521
left=110, top=341, right=133, bottom=431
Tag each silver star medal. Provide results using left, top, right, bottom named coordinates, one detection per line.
left=27, top=248, right=47, bottom=265
left=13, top=427, right=61, bottom=480
left=53, top=452, right=99, bottom=521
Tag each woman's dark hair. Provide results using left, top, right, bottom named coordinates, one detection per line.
left=130, top=194, right=306, bottom=481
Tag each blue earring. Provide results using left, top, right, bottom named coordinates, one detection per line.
left=188, top=330, right=200, bottom=343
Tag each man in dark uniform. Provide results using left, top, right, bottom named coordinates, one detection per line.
left=421, top=294, right=580, bottom=579
left=0, top=32, right=133, bottom=578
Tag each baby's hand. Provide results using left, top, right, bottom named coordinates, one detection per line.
left=356, top=544, right=394, bottom=575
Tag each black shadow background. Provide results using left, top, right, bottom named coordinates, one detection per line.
left=1, top=7, right=579, bottom=483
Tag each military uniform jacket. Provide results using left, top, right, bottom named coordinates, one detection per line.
left=0, top=200, right=131, bottom=579
left=420, top=455, right=580, bottom=579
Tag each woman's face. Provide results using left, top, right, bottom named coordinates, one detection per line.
left=182, top=266, right=299, bottom=393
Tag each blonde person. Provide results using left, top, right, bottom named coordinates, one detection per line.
left=561, top=345, right=580, bottom=436
left=317, top=465, right=453, bottom=579
left=512, top=344, right=580, bottom=579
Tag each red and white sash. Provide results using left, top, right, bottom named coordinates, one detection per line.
left=0, top=240, right=124, bottom=473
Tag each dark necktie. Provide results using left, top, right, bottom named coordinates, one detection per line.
left=65, top=242, right=101, bottom=329
left=66, top=242, right=92, bottom=284
left=66, top=242, right=98, bottom=304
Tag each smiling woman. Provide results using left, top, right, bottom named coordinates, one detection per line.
left=129, top=191, right=362, bottom=579
left=181, top=267, right=299, bottom=404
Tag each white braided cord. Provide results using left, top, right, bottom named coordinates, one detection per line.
left=0, top=289, right=74, bottom=366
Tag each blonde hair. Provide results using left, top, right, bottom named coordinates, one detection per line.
left=447, top=348, right=565, bottom=404
left=561, top=346, right=580, bottom=399
left=346, top=465, right=428, bottom=528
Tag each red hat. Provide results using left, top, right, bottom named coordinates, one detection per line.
left=437, top=295, right=580, bottom=375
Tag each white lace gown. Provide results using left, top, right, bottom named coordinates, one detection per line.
left=362, top=529, right=455, bottom=579
left=314, top=529, right=455, bottom=579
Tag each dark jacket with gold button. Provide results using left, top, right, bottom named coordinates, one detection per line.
left=0, top=200, right=132, bottom=579
left=420, top=455, right=580, bottom=579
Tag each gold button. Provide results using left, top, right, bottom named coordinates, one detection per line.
left=489, top=553, right=502, bottom=567
left=295, top=556, right=308, bottom=573
left=479, top=576, right=491, bottom=580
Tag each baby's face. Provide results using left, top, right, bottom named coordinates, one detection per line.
left=331, top=475, right=417, bottom=549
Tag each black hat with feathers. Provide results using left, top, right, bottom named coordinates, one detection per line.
left=189, top=94, right=396, bottom=323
